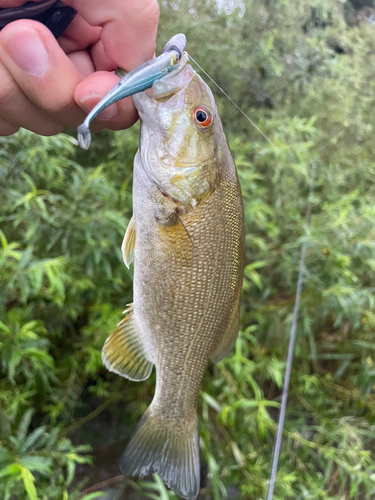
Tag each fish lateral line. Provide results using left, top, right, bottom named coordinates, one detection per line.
left=187, top=53, right=276, bottom=148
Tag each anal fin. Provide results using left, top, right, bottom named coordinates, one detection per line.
left=102, top=304, right=153, bottom=381
left=210, top=304, right=240, bottom=363
left=121, top=216, right=136, bottom=268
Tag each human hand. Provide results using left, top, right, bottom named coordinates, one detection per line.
left=0, top=0, right=159, bottom=136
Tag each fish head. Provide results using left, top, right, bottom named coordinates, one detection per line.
left=133, top=54, right=223, bottom=209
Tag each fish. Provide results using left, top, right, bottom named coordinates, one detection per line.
left=81, top=38, right=245, bottom=500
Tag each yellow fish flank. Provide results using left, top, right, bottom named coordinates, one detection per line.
left=102, top=54, right=245, bottom=500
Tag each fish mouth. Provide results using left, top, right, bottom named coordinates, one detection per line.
left=151, top=53, right=194, bottom=102
left=164, top=52, right=190, bottom=78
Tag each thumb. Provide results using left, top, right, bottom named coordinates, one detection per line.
left=63, top=0, right=160, bottom=71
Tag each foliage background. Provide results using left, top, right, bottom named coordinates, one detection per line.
left=1, top=0, right=375, bottom=498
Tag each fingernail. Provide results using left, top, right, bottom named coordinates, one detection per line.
left=4, top=27, right=49, bottom=77
left=80, top=95, right=118, bottom=121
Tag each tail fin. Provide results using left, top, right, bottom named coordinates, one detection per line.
left=119, top=406, right=200, bottom=500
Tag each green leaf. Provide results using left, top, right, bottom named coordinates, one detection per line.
left=20, top=466, right=38, bottom=500
left=19, top=427, right=47, bottom=454
left=0, top=320, right=12, bottom=335
left=17, top=408, right=34, bottom=441
left=78, top=494, right=107, bottom=500
left=201, top=392, right=222, bottom=412
left=0, top=463, right=21, bottom=478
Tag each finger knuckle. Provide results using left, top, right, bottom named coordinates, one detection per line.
left=42, top=93, right=72, bottom=115
left=0, top=79, right=17, bottom=104
left=141, top=0, right=160, bottom=27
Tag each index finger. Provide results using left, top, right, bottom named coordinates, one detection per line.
left=63, top=0, right=160, bottom=71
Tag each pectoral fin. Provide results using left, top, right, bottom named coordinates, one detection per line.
left=122, top=216, right=136, bottom=268
left=151, top=187, right=178, bottom=226
left=210, top=305, right=240, bottom=363
left=102, top=304, right=153, bottom=381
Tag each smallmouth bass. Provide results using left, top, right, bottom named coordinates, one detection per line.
left=101, top=52, right=245, bottom=499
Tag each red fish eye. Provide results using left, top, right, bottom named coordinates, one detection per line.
left=194, top=106, right=213, bottom=128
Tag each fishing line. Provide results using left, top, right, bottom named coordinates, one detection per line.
left=187, top=53, right=276, bottom=148
left=266, top=163, right=316, bottom=500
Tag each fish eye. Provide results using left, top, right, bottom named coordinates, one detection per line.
left=193, top=106, right=213, bottom=128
